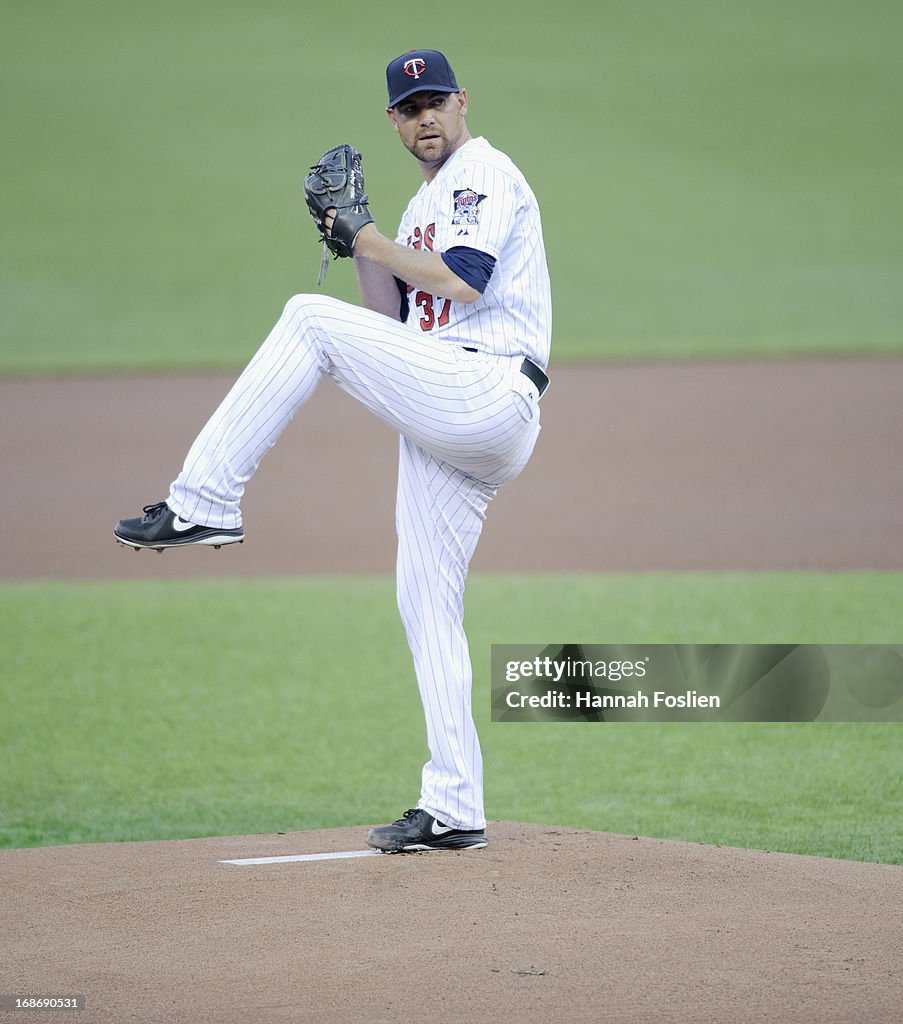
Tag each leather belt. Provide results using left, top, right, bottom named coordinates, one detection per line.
left=462, top=348, right=550, bottom=398
left=519, top=357, right=550, bottom=398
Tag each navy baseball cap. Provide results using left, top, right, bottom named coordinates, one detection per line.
left=386, top=50, right=459, bottom=108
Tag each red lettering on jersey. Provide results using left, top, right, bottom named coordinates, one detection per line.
left=407, top=224, right=436, bottom=252
left=405, top=225, right=444, bottom=329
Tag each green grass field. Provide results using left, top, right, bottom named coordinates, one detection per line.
left=2, top=574, right=900, bottom=862
left=2, top=0, right=901, bottom=372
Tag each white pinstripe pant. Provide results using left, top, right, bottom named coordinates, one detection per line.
left=169, top=294, right=542, bottom=828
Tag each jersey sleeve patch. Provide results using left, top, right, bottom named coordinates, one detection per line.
left=452, top=188, right=488, bottom=225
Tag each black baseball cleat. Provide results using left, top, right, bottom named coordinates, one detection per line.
left=366, top=808, right=488, bottom=853
left=113, top=501, right=245, bottom=551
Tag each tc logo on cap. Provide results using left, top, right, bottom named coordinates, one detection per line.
left=404, top=58, right=427, bottom=79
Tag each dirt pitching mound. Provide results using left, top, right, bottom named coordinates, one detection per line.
left=3, top=823, right=901, bottom=1023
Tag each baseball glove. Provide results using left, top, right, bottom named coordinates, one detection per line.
left=304, top=144, right=374, bottom=279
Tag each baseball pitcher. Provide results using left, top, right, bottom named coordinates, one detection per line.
left=114, top=49, right=552, bottom=853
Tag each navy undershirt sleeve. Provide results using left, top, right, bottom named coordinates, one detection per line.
left=440, top=246, right=497, bottom=294
left=393, top=247, right=495, bottom=320
left=394, top=276, right=410, bottom=322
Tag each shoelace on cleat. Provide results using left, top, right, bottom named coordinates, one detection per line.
left=393, top=809, right=422, bottom=826
left=141, top=501, right=168, bottom=522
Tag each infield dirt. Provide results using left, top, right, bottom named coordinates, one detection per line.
left=3, top=357, right=902, bottom=579
left=2, top=824, right=902, bottom=1024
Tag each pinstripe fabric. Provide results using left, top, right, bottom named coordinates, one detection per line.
left=395, top=438, right=495, bottom=827
left=166, top=138, right=549, bottom=829
left=395, top=137, right=552, bottom=368
left=170, top=296, right=540, bottom=528
left=167, top=295, right=540, bottom=828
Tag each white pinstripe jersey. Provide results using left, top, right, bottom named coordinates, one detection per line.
left=395, top=136, right=552, bottom=369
